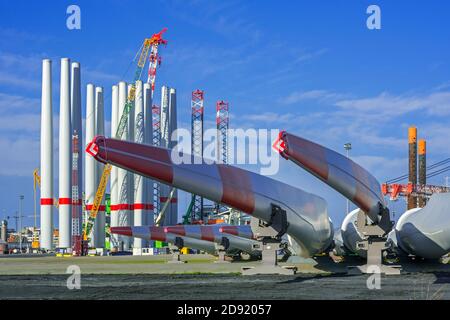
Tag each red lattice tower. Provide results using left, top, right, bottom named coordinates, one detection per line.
left=71, top=133, right=83, bottom=256
left=146, top=28, right=168, bottom=92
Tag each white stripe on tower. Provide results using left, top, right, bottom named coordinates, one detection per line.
left=110, top=84, right=119, bottom=247
left=85, top=84, right=96, bottom=247
left=59, top=58, right=72, bottom=249
left=94, top=86, right=105, bottom=248
left=40, top=59, right=54, bottom=250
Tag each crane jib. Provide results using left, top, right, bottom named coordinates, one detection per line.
left=83, top=30, right=167, bottom=242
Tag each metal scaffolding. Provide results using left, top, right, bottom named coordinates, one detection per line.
left=71, top=133, right=83, bottom=255
left=216, top=100, right=229, bottom=214
left=216, top=100, right=229, bottom=164
left=152, top=104, right=161, bottom=220
left=191, top=89, right=204, bottom=221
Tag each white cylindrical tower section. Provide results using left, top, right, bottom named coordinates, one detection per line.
left=93, top=86, right=105, bottom=248
left=168, top=87, right=178, bottom=225
left=133, top=81, right=147, bottom=249
left=143, top=83, right=154, bottom=231
left=110, top=84, right=119, bottom=247
left=159, top=86, right=170, bottom=226
left=58, top=58, right=72, bottom=249
left=160, top=86, right=169, bottom=148
left=127, top=84, right=134, bottom=248
left=85, top=84, right=96, bottom=246
left=168, top=88, right=177, bottom=149
left=117, top=81, right=131, bottom=250
left=70, top=62, right=82, bottom=241
left=40, top=59, right=54, bottom=250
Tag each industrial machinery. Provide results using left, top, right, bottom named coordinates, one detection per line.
left=86, top=135, right=334, bottom=264
left=83, top=28, right=167, bottom=242
left=381, top=128, right=450, bottom=260
left=381, top=183, right=449, bottom=201
left=382, top=129, right=450, bottom=203
left=332, top=127, right=450, bottom=263
left=273, top=131, right=398, bottom=274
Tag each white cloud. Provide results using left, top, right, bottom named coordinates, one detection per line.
left=295, top=48, right=328, bottom=63
left=165, top=0, right=261, bottom=43
left=0, top=137, right=39, bottom=176
left=0, top=92, right=40, bottom=115
left=0, top=52, right=43, bottom=90
left=0, top=114, right=41, bottom=133
left=281, top=90, right=346, bottom=105
left=242, top=112, right=294, bottom=124
left=0, top=28, right=53, bottom=44
left=335, top=91, right=450, bottom=117
left=83, top=68, right=121, bottom=83
left=350, top=155, right=405, bottom=182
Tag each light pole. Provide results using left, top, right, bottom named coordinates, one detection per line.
left=344, top=143, right=352, bottom=214
left=19, top=195, right=24, bottom=253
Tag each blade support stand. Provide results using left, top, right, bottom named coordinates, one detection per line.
left=348, top=208, right=401, bottom=275
left=242, top=204, right=296, bottom=275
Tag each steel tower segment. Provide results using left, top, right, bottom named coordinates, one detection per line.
left=191, top=90, right=205, bottom=221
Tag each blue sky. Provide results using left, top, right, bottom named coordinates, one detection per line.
left=0, top=0, right=450, bottom=228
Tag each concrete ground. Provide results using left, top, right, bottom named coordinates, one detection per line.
left=0, top=254, right=256, bottom=275
left=0, top=254, right=448, bottom=299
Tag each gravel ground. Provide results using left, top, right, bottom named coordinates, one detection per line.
left=0, top=273, right=449, bottom=300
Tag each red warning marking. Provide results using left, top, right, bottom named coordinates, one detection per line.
left=40, top=198, right=53, bottom=205
left=86, top=140, right=98, bottom=157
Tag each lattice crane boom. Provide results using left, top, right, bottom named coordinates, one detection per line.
left=84, top=28, right=167, bottom=241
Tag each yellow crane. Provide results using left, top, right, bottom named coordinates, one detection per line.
left=83, top=29, right=168, bottom=241
left=33, top=168, right=59, bottom=214
left=32, top=168, right=59, bottom=248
